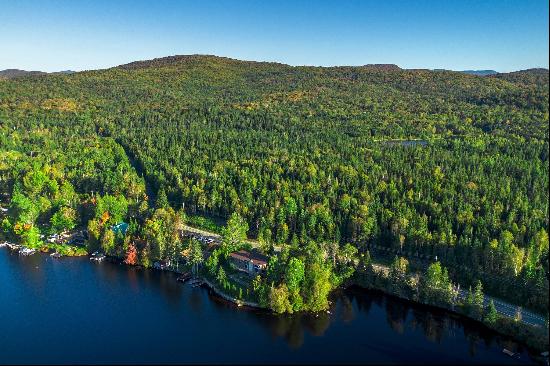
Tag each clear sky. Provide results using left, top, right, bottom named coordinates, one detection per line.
left=1, top=0, right=548, bottom=72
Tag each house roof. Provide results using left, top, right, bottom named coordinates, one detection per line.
left=112, top=222, right=129, bottom=235
left=229, top=250, right=268, bottom=266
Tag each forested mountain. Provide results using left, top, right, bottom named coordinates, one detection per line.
left=0, top=55, right=548, bottom=314
left=0, top=69, right=47, bottom=79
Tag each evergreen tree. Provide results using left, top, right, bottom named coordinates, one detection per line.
left=484, top=300, right=499, bottom=325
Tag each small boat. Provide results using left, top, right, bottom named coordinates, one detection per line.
left=19, top=247, right=36, bottom=256
left=7, top=243, right=21, bottom=251
left=90, top=254, right=106, bottom=262
left=50, top=252, right=62, bottom=258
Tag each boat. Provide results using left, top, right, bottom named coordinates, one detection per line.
left=50, top=252, right=62, bottom=258
left=90, top=253, right=106, bottom=262
left=19, top=247, right=36, bottom=256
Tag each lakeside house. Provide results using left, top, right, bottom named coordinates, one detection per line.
left=46, top=229, right=88, bottom=246
left=229, top=250, right=268, bottom=276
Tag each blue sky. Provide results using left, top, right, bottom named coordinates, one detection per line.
left=1, top=0, right=548, bottom=72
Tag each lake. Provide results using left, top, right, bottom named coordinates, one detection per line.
left=0, top=248, right=536, bottom=364
left=381, top=140, right=429, bottom=147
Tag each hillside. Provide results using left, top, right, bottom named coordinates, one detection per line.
left=0, top=55, right=548, bottom=315
left=491, top=68, right=549, bottom=86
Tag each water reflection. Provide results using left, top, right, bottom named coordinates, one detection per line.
left=269, top=314, right=305, bottom=349
left=0, top=249, right=534, bottom=365
left=188, top=288, right=203, bottom=314
left=199, top=281, right=532, bottom=363
left=340, top=295, right=355, bottom=323
left=384, top=298, right=408, bottom=334
left=344, top=288, right=530, bottom=362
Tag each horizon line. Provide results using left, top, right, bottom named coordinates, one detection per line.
left=2, top=53, right=549, bottom=74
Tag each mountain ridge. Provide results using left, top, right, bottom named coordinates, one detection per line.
left=2, top=54, right=547, bottom=80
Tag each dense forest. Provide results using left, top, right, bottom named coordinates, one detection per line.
left=0, top=55, right=548, bottom=316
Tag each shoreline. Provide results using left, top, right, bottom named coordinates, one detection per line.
left=349, top=280, right=549, bottom=354
left=201, top=278, right=263, bottom=309
left=2, top=245, right=548, bottom=356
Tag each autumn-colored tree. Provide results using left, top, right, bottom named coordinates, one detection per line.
left=124, top=243, right=138, bottom=265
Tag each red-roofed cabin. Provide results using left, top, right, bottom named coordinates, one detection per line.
left=229, top=250, right=268, bottom=275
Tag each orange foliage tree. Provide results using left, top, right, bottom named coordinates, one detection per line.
left=124, top=243, right=138, bottom=265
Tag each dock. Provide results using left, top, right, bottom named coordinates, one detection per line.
left=503, top=349, right=520, bottom=359
left=176, top=272, right=192, bottom=283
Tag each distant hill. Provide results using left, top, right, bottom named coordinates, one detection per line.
left=0, top=69, right=46, bottom=79
left=459, top=70, right=498, bottom=76
left=432, top=69, right=498, bottom=76
left=116, top=54, right=283, bottom=71
left=0, top=69, right=75, bottom=79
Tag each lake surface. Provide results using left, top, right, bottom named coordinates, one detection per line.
left=381, top=139, right=428, bottom=147
left=0, top=248, right=536, bottom=364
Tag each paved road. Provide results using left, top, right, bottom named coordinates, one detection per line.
left=372, top=262, right=546, bottom=327
left=182, top=224, right=222, bottom=242
left=455, top=288, right=546, bottom=327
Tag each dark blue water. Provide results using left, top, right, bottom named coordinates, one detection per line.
left=0, top=248, right=535, bottom=364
